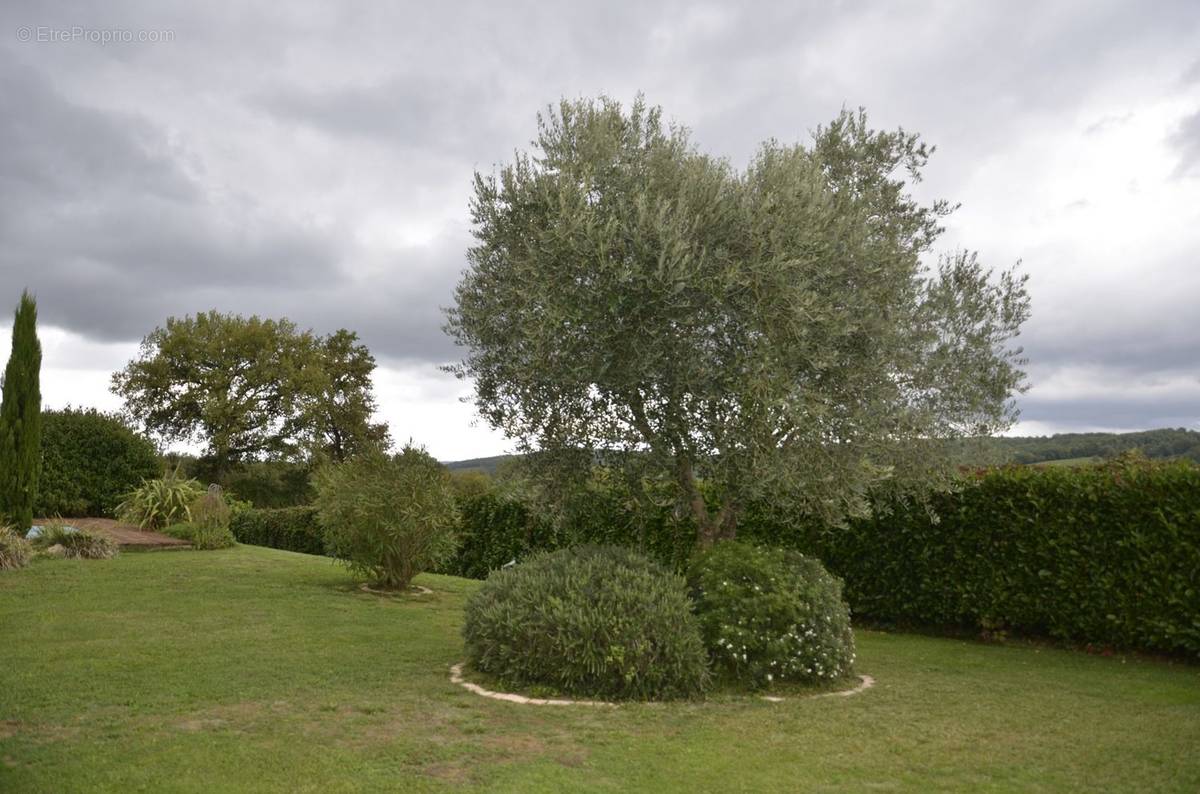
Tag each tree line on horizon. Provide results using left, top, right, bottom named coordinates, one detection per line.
left=443, top=428, right=1200, bottom=473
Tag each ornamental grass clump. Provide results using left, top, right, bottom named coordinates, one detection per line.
left=688, top=541, right=855, bottom=688
left=116, top=465, right=204, bottom=529
left=30, top=520, right=118, bottom=560
left=0, top=525, right=33, bottom=570
left=463, top=545, right=710, bottom=701
left=183, top=485, right=236, bottom=549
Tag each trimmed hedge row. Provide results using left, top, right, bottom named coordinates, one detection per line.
left=800, top=459, right=1200, bottom=657
left=446, top=488, right=697, bottom=579
left=36, top=408, right=160, bottom=517
left=449, top=458, right=1200, bottom=658
left=230, top=506, right=325, bottom=555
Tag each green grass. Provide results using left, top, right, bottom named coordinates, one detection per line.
left=1, top=546, right=1197, bottom=792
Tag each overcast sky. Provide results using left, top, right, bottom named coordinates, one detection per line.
left=1, top=1, right=1198, bottom=460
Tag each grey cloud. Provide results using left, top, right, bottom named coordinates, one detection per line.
left=1170, top=108, right=1200, bottom=177
left=1, top=0, right=1199, bottom=434
left=257, top=76, right=512, bottom=157
left=0, top=51, right=363, bottom=344
left=1184, top=58, right=1200, bottom=84
left=1018, top=393, right=1200, bottom=431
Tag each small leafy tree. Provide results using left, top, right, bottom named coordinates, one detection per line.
left=0, top=291, right=42, bottom=533
left=315, top=445, right=459, bottom=590
left=447, top=97, right=1031, bottom=548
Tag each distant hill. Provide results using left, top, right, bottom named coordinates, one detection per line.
left=442, top=454, right=515, bottom=475
left=442, top=428, right=1200, bottom=472
left=986, top=428, right=1200, bottom=465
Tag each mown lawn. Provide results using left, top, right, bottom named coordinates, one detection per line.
left=1, top=545, right=1197, bottom=792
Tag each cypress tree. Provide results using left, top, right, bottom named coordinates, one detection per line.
left=0, top=291, right=42, bottom=534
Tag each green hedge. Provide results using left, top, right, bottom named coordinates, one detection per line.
left=796, top=458, right=1200, bottom=657
left=448, top=458, right=1200, bottom=658
left=220, top=461, right=314, bottom=508
left=449, top=493, right=560, bottom=579
left=36, top=408, right=160, bottom=517
left=446, top=487, right=696, bottom=579
left=230, top=506, right=325, bottom=555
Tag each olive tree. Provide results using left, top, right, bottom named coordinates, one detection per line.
left=446, top=97, right=1030, bottom=547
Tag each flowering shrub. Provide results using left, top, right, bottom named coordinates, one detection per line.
left=688, top=541, right=855, bottom=687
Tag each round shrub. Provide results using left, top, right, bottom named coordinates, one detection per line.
left=36, top=408, right=159, bottom=517
left=688, top=541, right=855, bottom=687
left=0, top=525, right=33, bottom=570
left=463, top=545, right=710, bottom=700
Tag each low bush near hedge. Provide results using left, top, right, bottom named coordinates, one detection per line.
left=230, top=506, right=325, bottom=555
left=463, top=545, right=710, bottom=700
left=163, top=521, right=236, bottom=550
left=688, top=541, right=855, bottom=687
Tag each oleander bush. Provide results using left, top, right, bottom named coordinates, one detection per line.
left=688, top=541, right=855, bottom=687
left=0, top=525, right=33, bottom=570
left=315, top=446, right=459, bottom=590
left=116, top=466, right=204, bottom=529
left=35, top=408, right=160, bottom=517
left=463, top=545, right=710, bottom=700
left=230, top=506, right=325, bottom=555
left=30, top=521, right=118, bottom=560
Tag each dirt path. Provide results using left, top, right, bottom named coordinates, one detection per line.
left=33, top=517, right=190, bottom=549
